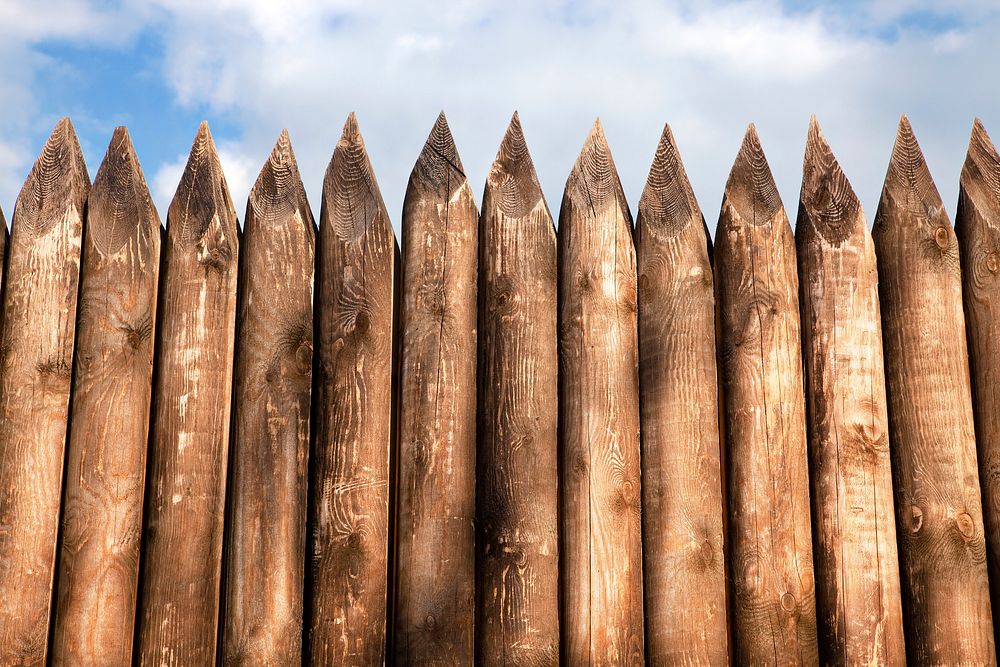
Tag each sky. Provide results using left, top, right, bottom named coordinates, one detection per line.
left=1, top=0, right=998, bottom=235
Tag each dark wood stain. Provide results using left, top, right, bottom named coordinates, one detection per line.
left=0, top=118, right=89, bottom=667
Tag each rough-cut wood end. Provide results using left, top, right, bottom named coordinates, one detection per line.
left=409, top=111, right=468, bottom=199
left=960, top=118, right=1000, bottom=204
left=723, top=123, right=782, bottom=225
left=562, top=118, right=630, bottom=220
left=485, top=112, right=549, bottom=220
left=637, top=122, right=700, bottom=238
left=248, top=129, right=313, bottom=227
left=89, top=126, right=161, bottom=256
left=322, top=112, right=392, bottom=242
left=798, top=116, right=862, bottom=246
left=168, top=120, right=239, bottom=249
left=878, top=114, right=947, bottom=223
left=15, top=116, right=91, bottom=236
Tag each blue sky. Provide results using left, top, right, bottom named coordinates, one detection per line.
left=2, top=0, right=999, bottom=233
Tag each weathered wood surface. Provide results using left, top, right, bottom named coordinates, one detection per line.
left=874, top=115, right=995, bottom=664
left=959, top=119, right=1000, bottom=651
left=136, top=121, right=239, bottom=665
left=796, top=118, right=905, bottom=666
left=307, top=113, right=397, bottom=665
left=0, top=205, right=6, bottom=304
left=393, top=112, right=478, bottom=664
left=221, top=130, right=315, bottom=665
left=635, top=123, right=728, bottom=665
left=715, top=124, right=818, bottom=664
left=0, top=118, right=89, bottom=666
left=558, top=120, right=643, bottom=666
left=50, top=127, right=161, bottom=666
left=476, top=112, right=560, bottom=665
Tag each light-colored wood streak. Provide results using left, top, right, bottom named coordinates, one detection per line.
left=715, top=125, right=818, bottom=665
left=559, top=120, right=643, bottom=666
left=796, top=118, right=905, bottom=666
left=635, top=123, right=727, bottom=665
left=222, top=130, right=315, bottom=665
left=959, top=119, right=1000, bottom=652
left=136, top=121, right=239, bottom=666
left=874, top=115, right=995, bottom=664
left=51, top=127, right=161, bottom=666
left=0, top=118, right=89, bottom=666
left=476, top=112, right=560, bottom=666
left=307, top=113, right=397, bottom=666
left=394, top=112, right=478, bottom=665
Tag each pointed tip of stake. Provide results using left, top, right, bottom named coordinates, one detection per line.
left=799, top=119, right=862, bottom=244
left=90, top=123, right=159, bottom=253
left=486, top=112, right=546, bottom=219
left=638, top=122, right=700, bottom=235
left=565, top=117, right=622, bottom=213
left=248, top=129, right=310, bottom=225
left=724, top=123, right=782, bottom=224
left=413, top=110, right=465, bottom=179
left=15, top=116, right=91, bottom=231
left=960, top=118, right=1000, bottom=198
left=878, top=115, right=947, bottom=226
left=168, top=119, right=237, bottom=243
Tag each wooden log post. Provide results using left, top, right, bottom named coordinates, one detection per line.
left=307, top=113, right=397, bottom=665
left=635, top=123, right=728, bottom=665
left=136, top=121, right=239, bottom=665
left=559, top=120, right=643, bottom=665
left=875, top=115, right=995, bottom=663
left=50, top=127, right=161, bottom=666
left=796, top=118, right=905, bottom=665
left=715, top=124, right=818, bottom=664
left=0, top=118, right=89, bottom=666
left=959, top=119, right=1000, bottom=649
left=393, top=112, right=478, bottom=664
left=476, top=112, right=560, bottom=665
left=221, top=130, right=315, bottom=664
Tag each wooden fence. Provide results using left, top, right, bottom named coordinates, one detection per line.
left=0, top=111, right=999, bottom=665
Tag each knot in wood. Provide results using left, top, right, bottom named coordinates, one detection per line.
left=956, top=512, right=976, bottom=540
left=780, top=592, right=796, bottom=613
left=910, top=505, right=924, bottom=534
left=934, top=225, right=951, bottom=250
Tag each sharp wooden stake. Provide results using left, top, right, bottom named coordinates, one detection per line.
left=0, top=118, right=89, bottom=666
left=875, top=115, right=996, bottom=663
left=796, top=117, right=905, bottom=665
left=958, top=118, right=1000, bottom=652
left=558, top=119, right=643, bottom=665
left=136, top=121, right=239, bottom=665
left=307, top=113, right=397, bottom=666
left=635, top=123, right=728, bottom=664
left=476, top=112, right=560, bottom=665
left=715, top=124, right=819, bottom=664
left=393, top=112, right=478, bottom=664
left=49, top=127, right=160, bottom=666
left=221, top=130, right=315, bottom=664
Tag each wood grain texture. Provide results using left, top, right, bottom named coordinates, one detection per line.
left=558, top=120, right=643, bottom=666
left=0, top=118, right=89, bottom=666
left=50, top=127, right=161, bottom=666
left=796, top=118, right=905, bottom=666
left=307, top=113, right=397, bottom=666
left=394, top=112, right=478, bottom=665
left=476, top=112, right=560, bottom=666
left=874, top=115, right=996, bottom=664
left=221, top=130, right=315, bottom=665
left=136, top=121, right=239, bottom=666
left=634, top=123, right=728, bottom=666
left=715, top=124, right=818, bottom=665
left=959, top=119, right=1000, bottom=652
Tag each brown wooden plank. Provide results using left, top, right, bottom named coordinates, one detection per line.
left=393, top=112, right=478, bottom=664
left=50, top=127, right=161, bottom=666
left=221, top=130, right=315, bottom=664
left=558, top=120, right=643, bottom=665
left=796, top=118, right=905, bottom=665
left=875, top=115, right=995, bottom=663
left=715, top=124, right=818, bottom=664
left=635, top=122, right=728, bottom=665
left=476, top=112, right=559, bottom=665
left=307, top=113, right=397, bottom=665
left=136, top=121, right=239, bottom=665
left=0, top=118, right=89, bottom=666
left=959, top=118, right=1000, bottom=652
